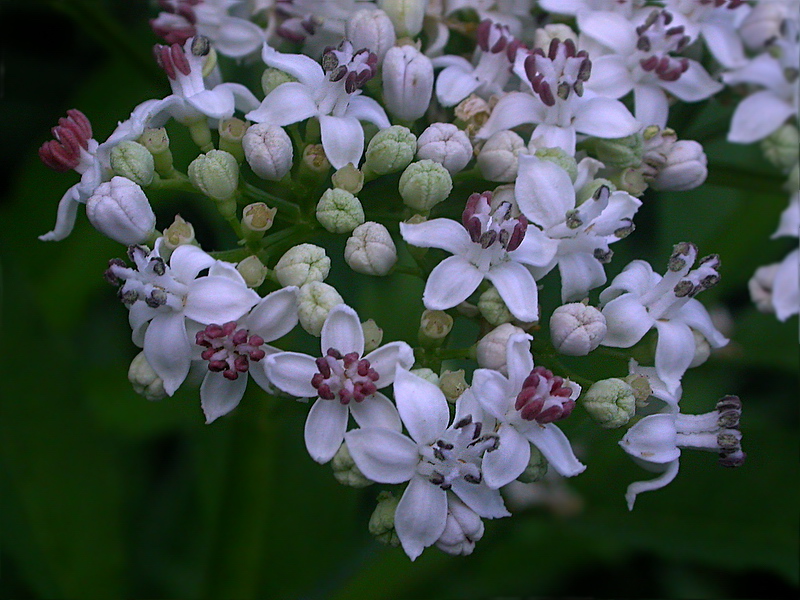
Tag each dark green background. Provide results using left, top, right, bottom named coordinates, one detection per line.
left=1, top=2, right=797, bottom=598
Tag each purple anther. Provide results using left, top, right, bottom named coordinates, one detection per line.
left=538, top=80, right=556, bottom=106
left=515, top=366, right=576, bottom=424
left=39, top=109, right=93, bottom=172
left=171, top=42, right=192, bottom=76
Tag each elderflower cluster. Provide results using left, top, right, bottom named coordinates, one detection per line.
left=39, top=0, right=800, bottom=562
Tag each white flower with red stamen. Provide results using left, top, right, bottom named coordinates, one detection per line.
left=264, top=304, right=414, bottom=463
left=194, top=286, right=299, bottom=423
left=345, top=367, right=510, bottom=561
left=467, top=333, right=586, bottom=489
left=578, top=9, right=723, bottom=128
left=246, top=41, right=390, bottom=169
left=476, top=38, right=639, bottom=154
left=400, top=190, right=553, bottom=323
left=105, top=243, right=261, bottom=396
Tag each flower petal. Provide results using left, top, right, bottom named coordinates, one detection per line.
left=399, top=219, right=473, bottom=255
left=515, top=153, right=576, bottom=229
left=486, top=260, right=540, bottom=322
left=201, top=371, right=247, bottom=423
left=436, top=65, right=481, bottom=107
left=557, top=251, right=607, bottom=303
left=245, top=82, right=319, bottom=126
left=586, top=55, right=634, bottom=99
left=261, top=45, right=324, bottom=87
left=345, top=95, right=391, bottom=129
left=263, top=351, right=319, bottom=398
left=423, top=255, right=483, bottom=311
left=350, top=392, right=402, bottom=431
left=320, top=304, right=364, bottom=356
left=212, top=17, right=265, bottom=58
left=39, top=184, right=82, bottom=242
left=654, top=319, right=695, bottom=396
left=577, top=9, right=637, bottom=54
left=529, top=123, right=577, bottom=155
left=395, top=476, right=448, bottom=560
left=245, top=286, right=299, bottom=342
left=727, top=90, right=795, bottom=144
left=304, top=398, right=349, bottom=463
left=573, top=96, right=639, bottom=138
left=450, top=479, right=510, bottom=519
left=471, top=368, right=513, bottom=421
left=185, top=276, right=260, bottom=324
left=364, top=341, right=415, bottom=389
left=773, top=249, right=799, bottom=321
left=508, top=228, right=560, bottom=269
left=319, top=114, right=364, bottom=170
left=476, top=92, right=544, bottom=139
left=169, top=245, right=216, bottom=282
left=524, top=422, right=586, bottom=477
left=187, top=88, right=236, bottom=120
left=675, top=298, right=728, bottom=348
left=482, top=424, right=530, bottom=489
left=345, top=427, right=419, bottom=483
left=660, top=60, right=723, bottom=102
left=632, top=84, right=669, bottom=129
left=601, top=293, right=654, bottom=347
left=394, top=367, right=450, bottom=445
left=144, top=311, right=191, bottom=395
left=505, top=333, right=534, bottom=392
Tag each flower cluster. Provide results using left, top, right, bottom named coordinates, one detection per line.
left=37, top=0, right=799, bottom=561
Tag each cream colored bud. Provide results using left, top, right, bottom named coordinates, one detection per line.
left=476, top=323, right=526, bottom=373
left=365, top=125, right=417, bottom=175
left=110, top=141, right=155, bottom=186
left=332, top=442, right=373, bottom=488
left=243, top=123, right=293, bottom=181
left=302, top=143, right=331, bottom=174
left=344, top=222, right=397, bottom=275
left=369, top=491, right=401, bottom=547
left=419, top=309, right=453, bottom=343
left=410, top=367, right=439, bottom=386
left=362, top=319, right=384, bottom=353
left=612, top=167, right=648, bottom=197
left=261, top=67, right=297, bottom=95
left=378, top=0, right=427, bottom=37
left=439, top=369, right=468, bottom=403
left=316, top=188, right=365, bottom=234
left=550, top=303, right=607, bottom=356
left=162, top=215, right=196, bottom=254
left=346, top=9, right=396, bottom=62
left=477, top=130, right=525, bottom=182
left=584, top=133, right=643, bottom=169
left=242, top=202, right=277, bottom=237
left=86, top=176, right=156, bottom=245
left=740, top=1, right=790, bottom=49
left=128, top=351, right=167, bottom=401
left=382, top=44, right=434, bottom=121
left=516, top=445, right=549, bottom=483
left=235, top=255, right=269, bottom=288
left=218, top=117, right=248, bottom=162
left=417, top=123, right=473, bottom=174
left=331, top=163, right=364, bottom=194
left=650, top=140, right=708, bottom=191
left=534, top=147, right=578, bottom=182
left=399, top=159, right=452, bottom=211
left=138, top=127, right=170, bottom=154
left=298, top=282, right=344, bottom=336
left=188, top=149, right=239, bottom=202
left=582, top=378, right=636, bottom=428
left=274, top=244, right=331, bottom=287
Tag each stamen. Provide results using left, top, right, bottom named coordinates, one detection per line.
left=310, top=346, right=380, bottom=404
left=196, top=321, right=266, bottom=380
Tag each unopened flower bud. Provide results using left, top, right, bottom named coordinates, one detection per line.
left=534, top=147, right=578, bottom=182
left=369, top=491, right=400, bottom=547
left=110, top=141, right=155, bottom=186
left=378, top=0, right=427, bottom=37
left=275, top=244, right=331, bottom=287
left=316, top=188, right=365, bottom=233
left=236, top=255, right=268, bottom=288
left=344, top=221, right=397, bottom=275
left=332, top=442, right=373, bottom=488
left=161, top=215, right=196, bottom=258
left=417, top=123, right=473, bottom=174
left=298, top=282, right=344, bottom=336
left=365, top=125, right=417, bottom=175
left=399, top=159, right=452, bottom=211
left=583, top=378, right=636, bottom=428
left=650, top=140, right=708, bottom=191
left=476, top=323, right=526, bottom=373
left=439, top=369, right=468, bottom=403
left=382, top=44, right=434, bottom=121
left=516, top=445, right=548, bottom=483
left=261, top=67, right=297, bottom=95
left=740, top=1, right=789, bottom=49
left=584, top=133, right=643, bottom=169
left=748, top=263, right=779, bottom=314
left=346, top=9, right=396, bottom=62
left=761, top=124, right=800, bottom=172
left=477, top=130, right=525, bottom=182
left=550, top=303, right=607, bottom=356
left=435, top=495, right=484, bottom=556
left=129, top=351, right=167, bottom=400
left=86, top=176, right=156, bottom=244
left=331, top=163, right=364, bottom=194
left=188, top=149, right=239, bottom=206
left=410, top=367, right=439, bottom=386
left=362, top=319, right=384, bottom=353
left=534, top=24, right=578, bottom=50
left=478, top=286, right=514, bottom=326
left=419, top=309, right=453, bottom=345
left=243, top=123, right=293, bottom=181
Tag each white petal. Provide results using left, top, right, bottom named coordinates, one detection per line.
left=508, top=228, right=560, bottom=269
left=201, top=371, right=247, bottom=423
left=169, top=245, right=216, bottom=282
left=245, top=82, right=319, bottom=126
left=394, top=367, right=450, bottom=445
left=625, top=459, right=680, bottom=510
left=364, top=341, right=415, bottom=389
left=557, top=252, right=607, bottom=303
left=505, top=333, right=534, bottom=392
left=261, top=45, right=324, bottom=87
left=600, top=260, right=658, bottom=302
left=423, top=255, right=484, bottom=311
left=654, top=319, right=695, bottom=396
left=727, top=91, right=795, bottom=144
left=601, top=293, right=654, bottom=347
left=436, top=65, right=481, bottom=107
left=218, top=82, right=261, bottom=114
left=515, top=154, right=576, bottom=229
left=577, top=9, right=637, bottom=54
left=701, top=22, right=746, bottom=68
left=399, top=219, right=473, bottom=255
left=304, top=398, right=349, bottom=463
left=395, top=476, right=448, bottom=560
left=476, top=92, right=544, bottom=139
left=471, top=368, right=513, bottom=421
left=344, top=428, right=419, bottom=483
left=345, top=95, right=391, bottom=129
left=529, top=123, right=577, bottom=155
left=660, top=61, right=723, bottom=102
left=773, top=249, right=799, bottom=321
left=586, top=55, right=634, bottom=99
left=450, top=479, right=510, bottom=519
left=213, top=17, right=265, bottom=58
left=350, top=392, right=402, bottom=431
left=723, top=54, right=784, bottom=88
left=675, top=299, right=728, bottom=348
left=263, top=352, right=319, bottom=398
left=39, top=184, right=82, bottom=242
left=631, top=84, right=669, bottom=129
left=486, top=261, right=539, bottom=322
left=773, top=196, right=800, bottom=239
left=319, top=114, right=364, bottom=170
left=524, top=422, right=586, bottom=477
left=184, top=276, right=260, bottom=324
left=482, top=424, right=530, bottom=489
left=187, top=88, right=236, bottom=120
left=245, top=287, right=299, bottom=342
left=144, top=311, right=191, bottom=395
left=320, top=304, right=364, bottom=356
left=573, top=97, right=639, bottom=139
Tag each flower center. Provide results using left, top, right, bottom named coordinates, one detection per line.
left=417, top=415, right=499, bottom=489
left=515, top=366, right=576, bottom=424
left=635, top=10, right=690, bottom=82
left=521, top=38, right=591, bottom=107
left=196, top=321, right=266, bottom=380
left=462, top=191, right=528, bottom=252
left=38, top=109, right=93, bottom=173
left=105, top=245, right=188, bottom=312
left=311, top=347, right=379, bottom=404
left=321, top=40, right=378, bottom=94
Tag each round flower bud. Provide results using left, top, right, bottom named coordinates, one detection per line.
left=362, top=319, right=384, bottom=353
left=332, top=442, right=373, bottom=488
left=261, top=66, right=297, bottom=95
left=382, top=44, right=434, bottom=121
left=534, top=24, right=578, bottom=50
left=316, top=188, right=365, bottom=234
left=761, top=124, right=800, bottom=172
left=369, top=491, right=400, bottom=547
left=435, top=496, right=484, bottom=556
left=274, top=243, right=331, bottom=287
left=416, top=123, right=473, bottom=174
left=128, top=351, right=167, bottom=401
left=243, top=123, right=293, bottom=181
left=344, top=221, right=397, bottom=275
left=86, top=176, right=156, bottom=245
left=476, top=323, right=527, bottom=373
left=748, top=263, right=779, bottom=314
left=740, top=1, right=790, bottom=49
left=346, top=9, right=396, bottom=63
left=188, top=149, right=239, bottom=202
left=236, top=255, right=268, bottom=288
left=478, top=286, right=514, bottom=326
left=534, top=147, right=578, bottom=182
left=550, top=303, right=607, bottom=356
left=399, top=159, right=452, bottom=211
left=419, top=309, right=453, bottom=344
left=439, top=369, right=468, bottom=403
left=582, top=378, right=636, bottom=428
left=364, top=125, right=417, bottom=175
left=110, top=140, right=155, bottom=186
left=477, top=130, right=525, bottom=182
left=331, top=163, right=364, bottom=194
left=650, top=140, right=708, bottom=191
left=410, top=367, right=439, bottom=386
left=378, top=0, right=426, bottom=37
left=298, top=282, right=344, bottom=336
left=516, top=445, right=549, bottom=483
left=161, top=214, right=196, bottom=258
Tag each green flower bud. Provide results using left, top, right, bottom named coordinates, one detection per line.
left=274, top=243, right=331, bottom=287
left=582, top=378, right=636, bottom=428
left=298, top=282, right=344, bottom=336
left=128, top=351, right=166, bottom=401
left=111, top=141, right=155, bottom=186
left=410, top=367, right=439, bottom=386
left=236, top=255, right=268, bottom=288
left=761, top=124, right=800, bottom=172
left=316, top=188, right=365, bottom=234
left=584, top=133, right=644, bottom=169
left=399, top=159, right=452, bottom=211
left=344, top=222, right=397, bottom=275
left=439, top=369, right=468, bottom=404
left=478, top=286, right=514, bottom=326
left=369, top=491, right=401, bottom=547
left=138, top=127, right=174, bottom=177
left=362, top=319, right=384, bottom=353
left=516, top=445, right=548, bottom=483
left=576, top=178, right=616, bottom=205
left=365, top=125, right=417, bottom=175
left=534, top=147, right=578, bottom=182
left=332, top=442, right=373, bottom=488
left=261, top=67, right=297, bottom=96
left=332, top=163, right=364, bottom=194
left=188, top=149, right=239, bottom=205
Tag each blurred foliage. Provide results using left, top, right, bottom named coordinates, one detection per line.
left=0, top=2, right=798, bottom=599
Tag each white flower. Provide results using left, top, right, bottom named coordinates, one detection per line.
left=599, top=243, right=729, bottom=395
left=400, top=190, right=552, bottom=322
left=578, top=9, right=723, bottom=128
left=469, top=333, right=586, bottom=489
left=194, top=287, right=299, bottom=423
left=246, top=41, right=390, bottom=169
left=514, top=153, right=641, bottom=302
left=264, top=304, right=414, bottom=463
left=106, top=244, right=261, bottom=395
left=345, top=367, right=509, bottom=560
